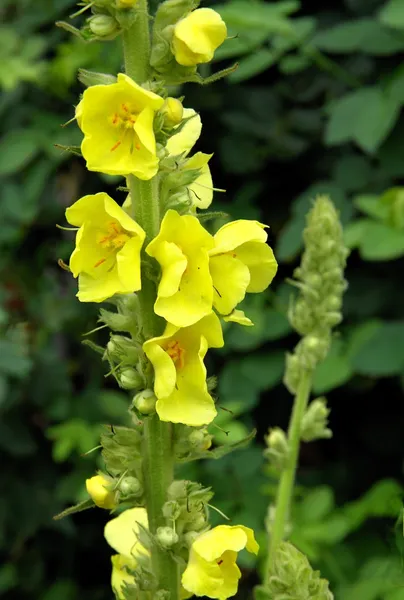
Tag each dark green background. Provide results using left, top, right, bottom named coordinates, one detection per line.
left=1, top=0, right=404, bottom=598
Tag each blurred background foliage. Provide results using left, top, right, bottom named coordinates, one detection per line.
left=1, top=0, right=404, bottom=598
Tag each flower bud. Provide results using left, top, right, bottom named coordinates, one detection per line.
left=89, top=14, right=119, bottom=37
left=264, top=427, right=289, bottom=471
left=133, top=389, right=157, bottom=414
left=156, top=526, right=179, bottom=548
left=119, top=476, right=143, bottom=498
left=168, top=480, right=188, bottom=500
left=162, top=500, right=181, bottom=520
left=184, top=531, right=200, bottom=548
left=301, top=397, right=332, bottom=442
left=99, top=308, right=134, bottom=332
left=161, top=98, right=184, bottom=128
left=86, top=474, right=116, bottom=509
left=106, top=335, right=139, bottom=364
left=172, top=8, right=227, bottom=66
left=119, top=368, right=143, bottom=390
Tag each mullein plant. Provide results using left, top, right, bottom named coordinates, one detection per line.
left=54, top=0, right=348, bottom=598
left=56, top=0, right=277, bottom=598
left=255, top=196, right=348, bottom=600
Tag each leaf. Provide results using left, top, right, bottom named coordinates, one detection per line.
left=0, top=340, right=32, bottom=378
left=229, top=49, right=278, bottom=83
left=351, top=321, right=404, bottom=376
left=179, top=429, right=256, bottom=462
left=312, top=18, right=404, bottom=55
left=53, top=499, right=94, bottom=521
left=326, top=87, right=401, bottom=153
left=0, top=130, right=40, bottom=176
left=299, top=486, right=335, bottom=523
left=379, top=0, right=404, bottom=30
left=353, top=194, right=389, bottom=221
left=215, top=1, right=298, bottom=32
left=312, top=339, right=353, bottom=394
left=359, top=221, right=404, bottom=260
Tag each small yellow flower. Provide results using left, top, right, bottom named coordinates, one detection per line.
left=104, top=507, right=149, bottom=599
left=166, top=108, right=214, bottom=210
left=86, top=474, right=116, bottom=509
left=66, top=192, right=145, bottom=303
left=143, top=312, right=223, bottom=426
left=146, top=209, right=214, bottom=327
left=182, top=524, right=259, bottom=599
left=209, top=220, right=278, bottom=316
left=76, top=73, right=164, bottom=180
left=172, top=8, right=227, bottom=66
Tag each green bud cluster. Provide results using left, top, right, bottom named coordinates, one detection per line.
left=57, top=0, right=139, bottom=42
left=285, top=196, right=348, bottom=394
left=264, top=427, right=289, bottom=471
left=301, top=397, right=332, bottom=442
left=259, top=542, right=333, bottom=600
left=174, top=424, right=212, bottom=460
left=162, top=480, right=213, bottom=541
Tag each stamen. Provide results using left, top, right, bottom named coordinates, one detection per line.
left=110, top=141, right=121, bottom=152
left=112, top=113, right=119, bottom=125
left=94, top=258, right=107, bottom=268
left=135, top=143, right=141, bottom=150
left=217, top=560, right=223, bottom=566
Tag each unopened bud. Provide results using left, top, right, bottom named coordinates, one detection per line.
left=107, top=335, right=139, bottom=364
left=86, top=474, right=116, bottom=509
left=188, top=429, right=212, bottom=451
left=301, top=397, right=332, bottom=442
left=162, top=500, right=181, bottom=520
left=119, top=476, right=143, bottom=498
left=184, top=531, right=200, bottom=548
left=156, top=526, right=179, bottom=548
left=264, top=427, right=289, bottom=471
left=99, top=308, right=134, bottom=332
left=117, top=0, right=138, bottom=6
left=161, top=98, right=184, bottom=128
left=89, top=14, right=119, bottom=37
left=168, top=480, right=188, bottom=500
left=119, top=368, right=143, bottom=390
left=133, top=389, right=157, bottom=414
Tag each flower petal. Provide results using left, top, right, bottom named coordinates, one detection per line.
left=234, top=241, right=278, bottom=293
left=193, top=526, right=249, bottom=562
left=117, top=73, right=164, bottom=111
left=182, top=551, right=223, bottom=598
left=185, top=152, right=214, bottom=209
left=210, top=254, right=250, bottom=315
left=116, top=236, right=143, bottom=292
left=166, top=108, right=202, bottom=157
left=238, top=526, right=259, bottom=554
left=143, top=336, right=177, bottom=399
left=104, top=507, right=148, bottom=559
left=134, top=106, right=157, bottom=155
left=211, top=220, right=268, bottom=255
left=111, top=555, right=136, bottom=600
left=156, top=380, right=216, bottom=426
left=66, top=192, right=108, bottom=228
left=77, top=268, right=123, bottom=302
left=223, top=309, right=254, bottom=327
left=104, top=195, right=145, bottom=237
left=151, top=241, right=187, bottom=298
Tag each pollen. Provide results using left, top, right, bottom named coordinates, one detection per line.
left=166, top=340, right=185, bottom=369
left=97, top=221, right=131, bottom=251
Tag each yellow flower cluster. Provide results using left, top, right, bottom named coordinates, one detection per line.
left=67, top=70, right=277, bottom=428
left=103, top=507, right=259, bottom=600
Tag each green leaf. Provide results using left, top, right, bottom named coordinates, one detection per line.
left=215, top=1, right=298, bottom=32
left=353, top=194, right=389, bottom=221
left=351, top=321, right=404, bottom=376
left=359, top=221, right=404, bottom=260
left=299, top=486, right=335, bottom=523
left=229, top=49, right=278, bottom=83
left=379, top=0, right=404, bottom=30
left=312, top=339, right=353, bottom=394
left=0, top=130, right=40, bottom=176
left=326, top=87, right=401, bottom=153
left=312, top=18, right=404, bottom=55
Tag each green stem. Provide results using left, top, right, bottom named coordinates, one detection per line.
left=122, top=0, right=151, bottom=85
left=265, top=369, right=312, bottom=583
left=122, top=7, right=180, bottom=598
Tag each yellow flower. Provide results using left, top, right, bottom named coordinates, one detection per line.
left=76, top=73, right=164, bottom=180
left=166, top=108, right=214, bottom=210
left=172, top=8, right=227, bottom=66
left=209, top=220, right=278, bottom=316
left=146, top=209, right=214, bottom=327
left=143, top=312, right=223, bottom=426
left=66, top=192, right=145, bottom=303
left=182, top=524, right=259, bottom=599
left=86, top=474, right=116, bottom=509
left=104, top=507, right=149, bottom=599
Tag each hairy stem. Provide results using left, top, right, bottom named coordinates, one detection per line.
left=123, top=6, right=180, bottom=597
left=265, top=370, right=312, bottom=582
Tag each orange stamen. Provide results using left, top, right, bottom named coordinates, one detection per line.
left=94, top=257, right=107, bottom=268
left=122, top=103, right=129, bottom=113
left=110, top=140, right=121, bottom=152
left=112, top=113, right=119, bottom=124
left=135, top=143, right=141, bottom=150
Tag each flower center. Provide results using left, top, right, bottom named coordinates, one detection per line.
left=110, top=103, right=141, bottom=153
left=166, top=340, right=185, bottom=369
left=94, top=221, right=131, bottom=268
